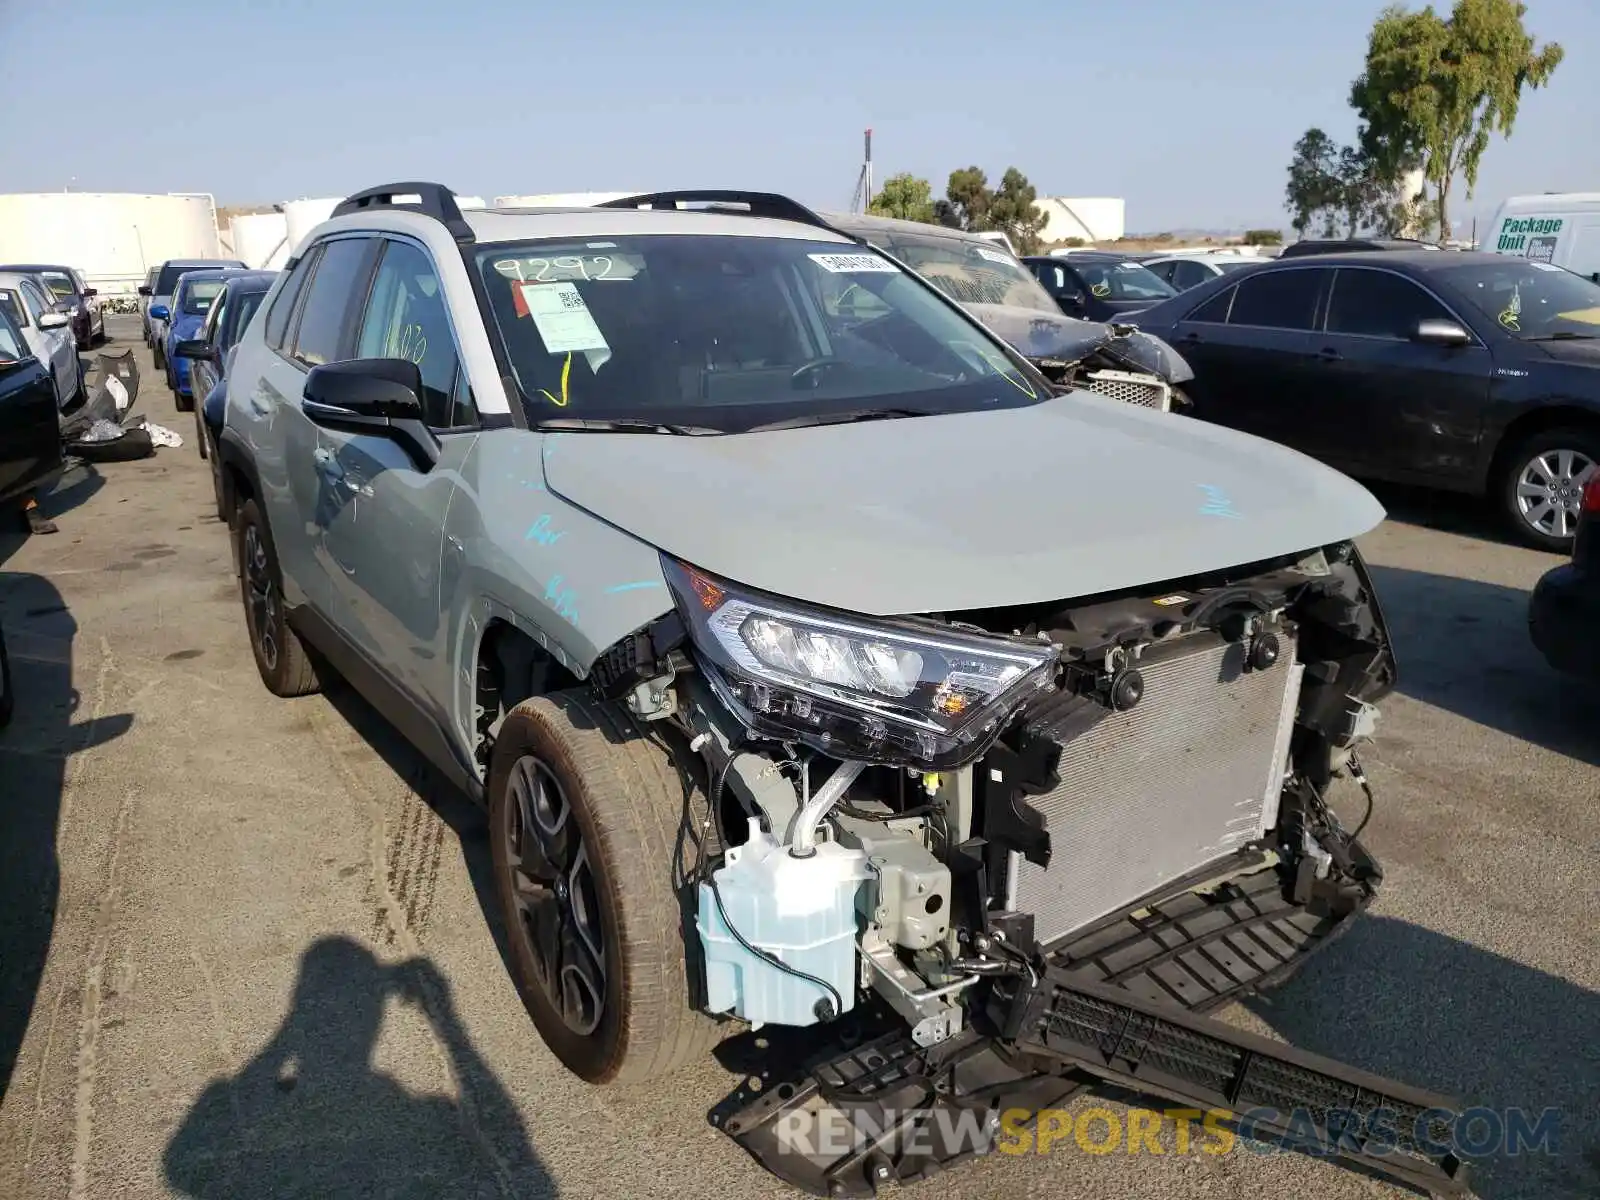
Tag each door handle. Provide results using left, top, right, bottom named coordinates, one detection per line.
left=1316, top=346, right=1342, bottom=363
left=1178, top=331, right=1202, bottom=344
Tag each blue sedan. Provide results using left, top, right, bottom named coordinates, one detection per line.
left=156, top=269, right=249, bottom=411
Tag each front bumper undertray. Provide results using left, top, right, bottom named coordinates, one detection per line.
left=712, top=864, right=1467, bottom=1197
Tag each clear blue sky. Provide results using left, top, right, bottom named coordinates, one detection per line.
left=3, top=0, right=1594, bottom=234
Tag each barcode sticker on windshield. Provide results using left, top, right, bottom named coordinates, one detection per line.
left=974, top=248, right=1013, bottom=264
left=808, top=253, right=900, bottom=274
left=515, top=281, right=612, bottom=369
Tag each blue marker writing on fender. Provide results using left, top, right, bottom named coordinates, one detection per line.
left=1197, top=484, right=1243, bottom=520
left=604, top=580, right=663, bottom=594
left=545, top=574, right=580, bottom=624
left=526, top=514, right=565, bottom=545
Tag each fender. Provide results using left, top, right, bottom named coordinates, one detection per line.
left=216, top=424, right=263, bottom=508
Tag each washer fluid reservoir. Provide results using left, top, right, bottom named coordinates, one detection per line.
left=697, top=819, right=867, bottom=1029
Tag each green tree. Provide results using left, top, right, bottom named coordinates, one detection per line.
left=944, top=167, right=992, bottom=231
left=1351, top=0, right=1563, bottom=240
left=987, top=168, right=1049, bottom=255
left=1242, top=229, right=1284, bottom=246
left=1285, top=128, right=1347, bottom=236
left=1285, top=128, right=1407, bottom=238
left=867, top=173, right=937, bottom=223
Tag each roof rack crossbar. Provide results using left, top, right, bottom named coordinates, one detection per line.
left=331, top=182, right=475, bottom=244
left=594, top=190, right=842, bottom=236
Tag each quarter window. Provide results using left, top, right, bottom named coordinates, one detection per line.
left=356, top=240, right=470, bottom=427
left=1228, top=269, right=1323, bottom=330
left=1326, top=269, right=1453, bottom=339
left=1185, top=285, right=1235, bottom=324
left=290, top=238, right=375, bottom=368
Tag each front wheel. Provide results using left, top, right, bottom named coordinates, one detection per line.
left=488, top=692, right=721, bottom=1084
left=1499, top=427, right=1600, bottom=552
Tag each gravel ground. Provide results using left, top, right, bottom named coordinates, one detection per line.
left=0, top=314, right=1596, bottom=1200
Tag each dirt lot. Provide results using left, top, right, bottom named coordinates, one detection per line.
left=1, top=315, right=1597, bottom=1200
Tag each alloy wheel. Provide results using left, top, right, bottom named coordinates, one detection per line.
left=1515, top=448, right=1597, bottom=541
left=242, top=524, right=279, bottom=671
left=503, top=755, right=606, bottom=1036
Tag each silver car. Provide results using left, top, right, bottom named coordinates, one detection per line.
left=0, top=270, right=81, bottom=408
left=205, top=184, right=1461, bottom=1197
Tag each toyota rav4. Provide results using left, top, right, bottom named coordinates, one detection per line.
left=212, top=184, right=1465, bottom=1197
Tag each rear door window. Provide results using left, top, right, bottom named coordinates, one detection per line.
left=1227, top=269, right=1324, bottom=330
left=1326, top=269, right=1453, bottom=339
left=1185, top=285, right=1235, bottom=324
left=265, top=251, right=318, bottom=351
left=289, top=238, right=378, bottom=368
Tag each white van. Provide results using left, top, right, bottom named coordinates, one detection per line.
left=1485, top=193, right=1600, bottom=281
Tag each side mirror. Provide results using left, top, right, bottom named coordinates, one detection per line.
left=1412, top=318, right=1471, bottom=347
left=82, top=287, right=97, bottom=297
left=37, top=312, right=71, bottom=330
left=174, top=338, right=216, bottom=361
left=149, top=303, right=170, bottom=321
left=302, top=358, right=439, bottom=471
left=137, top=285, right=152, bottom=297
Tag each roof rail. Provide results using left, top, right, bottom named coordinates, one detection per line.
left=594, top=190, right=842, bottom=236
left=330, top=182, right=475, bottom=244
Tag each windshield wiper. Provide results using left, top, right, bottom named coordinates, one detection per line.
left=534, top=417, right=723, bottom=435
left=741, top=407, right=930, bottom=433
left=1526, top=330, right=1600, bottom=341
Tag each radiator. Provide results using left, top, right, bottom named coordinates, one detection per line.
left=1005, top=632, right=1303, bottom=947
left=1082, top=369, right=1171, bottom=412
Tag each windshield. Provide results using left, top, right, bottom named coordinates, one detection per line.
left=156, top=262, right=239, bottom=294
left=1440, top=260, right=1600, bottom=339
left=0, top=290, right=21, bottom=327
left=474, top=234, right=1043, bottom=431
left=1070, top=260, right=1177, bottom=301
left=873, top=232, right=1058, bottom=313
left=181, top=279, right=226, bottom=315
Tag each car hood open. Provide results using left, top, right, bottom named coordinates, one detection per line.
left=542, top=394, right=1385, bottom=616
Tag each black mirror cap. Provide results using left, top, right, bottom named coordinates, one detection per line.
left=136, top=285, right=152, bottom=296
left=1413, top=318, right=1472, bottom=346
left=173, top=338, right=214, bottom=361
left=303, top=357, right=425, bottom=419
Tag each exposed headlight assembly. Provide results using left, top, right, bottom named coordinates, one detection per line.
left=663, top=558, right=1057, bottom=769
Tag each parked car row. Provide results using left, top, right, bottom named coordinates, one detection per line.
left=0, top=262, right=105, bottom=350
left=137, top=257, right=245, bottom=370
left=0, top=270, right=84, bottom=409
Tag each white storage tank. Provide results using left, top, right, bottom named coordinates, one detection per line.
left=228, top=212, right=289, bottom=270
left=0, top=192, right=219, bottom=296
left=279, top=197, right=342, bottom=264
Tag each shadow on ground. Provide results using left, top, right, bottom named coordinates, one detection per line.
left=0, top=571, right=131, bottom=1102
left=1250, top=915, right=1600, bottom=1200
left=163, top=935, right=558, bottom=1199
left=1364, top=482, right=1523, bottom=550
left=0, top=461, right=105, bottom=570
left=1367, top=563, right=1600, bottom=766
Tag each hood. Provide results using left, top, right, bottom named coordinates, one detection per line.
left=542, top=394, right=1385, bottom=616
left=962, top=302, right=1192, bottom=383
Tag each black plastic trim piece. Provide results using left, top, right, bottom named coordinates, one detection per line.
left=332, top=182, right=476, bottom=244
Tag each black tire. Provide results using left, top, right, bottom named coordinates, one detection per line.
left=195, top=402, right=208, bottom=459
left=174, top=385, right=194, bottom=413
left=0, top=624, right=13, bottom=728
left=488, top=692, right=721, bottom=1084
left=234, top=498, right=321, bottom=697
left=208, top=437, right=227, bottom=522
left=152, top=341, right=165, bottom=371
left=1497, top=425, right=1600, bottom=552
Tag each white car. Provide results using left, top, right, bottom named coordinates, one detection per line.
left=0, top=270, right=82, bottom=408
left=1140, top=252, right=1265, bottom=291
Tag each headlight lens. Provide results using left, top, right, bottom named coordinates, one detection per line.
left=663, top=558, right=1057, bottom=768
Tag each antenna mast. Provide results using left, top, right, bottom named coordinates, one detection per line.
left=850, top=128, right=873, bottom=212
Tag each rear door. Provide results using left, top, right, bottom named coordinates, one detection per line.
left=0, top=316, right=62, bottom=502
left=1168, top=266, right=1329, bottom=452
left=1310, top=266, right=1493, bottom=483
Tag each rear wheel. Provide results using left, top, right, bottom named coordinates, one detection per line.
left=488, top=692, right=721, bottom=1084
left=234, top=498, right=321, bottom=697
left=152, top=341, right=165, bottom=370
left=1499, top=427, right=1600, bottom=552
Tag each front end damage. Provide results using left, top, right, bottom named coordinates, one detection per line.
left=589, top=541, right=1467, bottom=1196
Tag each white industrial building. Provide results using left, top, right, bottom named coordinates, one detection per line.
left=0, top=192, right=222, bottom=295
left=1033, top=197, right=1126, bottom=245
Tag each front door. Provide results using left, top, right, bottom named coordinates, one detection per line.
left=1310, top=267, right=1494, bottom=483
left=319, top=236, right=477, bottom=714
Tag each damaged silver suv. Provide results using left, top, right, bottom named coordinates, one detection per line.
left=215, top=184, right=1466, bottom=1198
